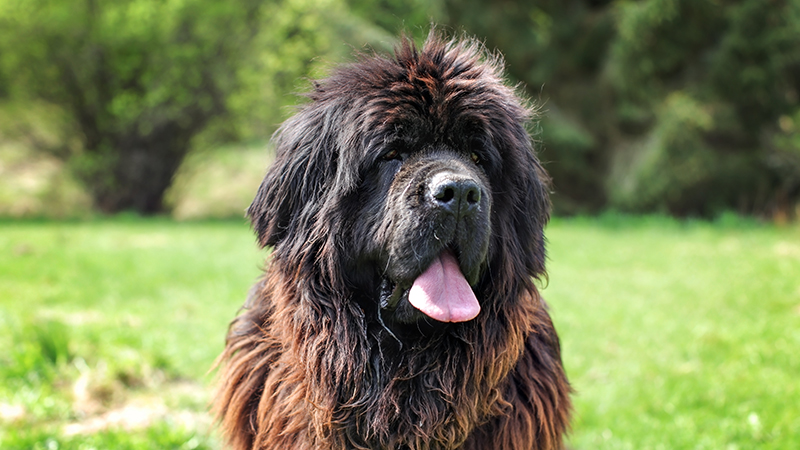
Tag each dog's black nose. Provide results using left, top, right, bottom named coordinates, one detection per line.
left=430, top=174, right=482, bottom=218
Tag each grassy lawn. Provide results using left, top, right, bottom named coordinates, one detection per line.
left=547, top=216, right=800, bottom=449
left=1, top=216, right=798, bottom=449
left=0, top=218, right=263, bottom=449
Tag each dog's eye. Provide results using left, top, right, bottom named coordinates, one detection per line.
left=383, top=149, right=401, bottom=161
left=470, top=152, right=481, bottom=164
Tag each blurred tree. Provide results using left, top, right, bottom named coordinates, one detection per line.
left=0, top=0, right=262, bottom=213
left=442, top=0, right=615, bottom=214
left=0, top=0, right=343, bottom=214
left=3, top=0, right=798, bottom=217
left=441, top=0, right=800, bottom=217
left=608, top=0, right=800, bottom=216
left=344, top=0, right=444, bottom=39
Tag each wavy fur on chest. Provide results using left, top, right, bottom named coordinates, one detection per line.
left=214, top=265, right=569, bottom=450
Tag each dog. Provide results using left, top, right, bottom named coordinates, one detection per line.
left=214, top=33, right=571, bottom=450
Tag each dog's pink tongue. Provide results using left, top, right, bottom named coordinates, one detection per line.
left=408, top=251, right=480, bottom=322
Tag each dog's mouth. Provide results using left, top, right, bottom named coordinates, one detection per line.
left=380, top=249, right=480, bottom=323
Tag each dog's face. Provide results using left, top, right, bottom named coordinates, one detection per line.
left=359, top=138, right=493, bottom=325
left=248, top=37, right=550, bottom=331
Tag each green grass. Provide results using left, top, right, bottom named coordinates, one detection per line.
left=545, top=215, right=800, bottom=449
left=1, top=216, right=799, bottom=449
left=0, top=218, right=263, bottom=449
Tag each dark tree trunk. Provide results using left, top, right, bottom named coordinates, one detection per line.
left=86, top=122, right=196, bottom=214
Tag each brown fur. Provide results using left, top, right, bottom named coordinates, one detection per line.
left=214, top=33, right=571, bottom=450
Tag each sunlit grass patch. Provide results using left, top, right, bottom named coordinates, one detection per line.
left=1, top=216, right=798, bottom=448
left=544, top=215, right=800, bottom=449
left=0, top=218, right=262, bottom=448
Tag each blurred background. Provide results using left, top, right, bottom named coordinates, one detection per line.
left=1, top=1, right=799, bottom=449
left=2, top=0, right=799, bottom=221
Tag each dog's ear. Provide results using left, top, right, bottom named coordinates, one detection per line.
left=493, top=119, right=552, bottom=280
left=512, top=144, right=551, bottom=277
left=247, top=105, right=341, bottom=248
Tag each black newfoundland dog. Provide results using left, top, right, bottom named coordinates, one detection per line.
left=214, top=33, right=571, bottom=450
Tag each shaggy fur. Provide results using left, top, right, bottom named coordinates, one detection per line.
left=214, top=33, right=571, bottom=450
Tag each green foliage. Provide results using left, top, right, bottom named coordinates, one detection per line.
left=0, top=0, right=259, bottom=140
left=0, top=0, right=263, bottom=212
left=609, top=92, right=758, bottom=214
left=441, top=0, right=617, bottom=214
left=770, top=110, right=800, bottom=193
left=0, top=0, right=349, bottom=214
left=709, top=1, right=800, bottom=131
left=445, top=0, right=603, bottom=86
left=539, top=109, right=603, bottom=211
left=605, top=0, right=800, bottom=216
left=610, top=0, right=723, bottom=103
left=226, top=0, right=356, bottom=139
left=344, top=0, right=443, bottom=39
left=2, top=0, right=800, bottom=218
left=433, top=0, right=800, bottom=217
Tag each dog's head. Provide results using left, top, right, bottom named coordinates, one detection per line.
left=248, top=34, right=550, bottom=329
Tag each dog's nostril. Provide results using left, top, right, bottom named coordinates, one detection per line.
left=466, top=185, right=480, bottom=204
left=435, top=187, right=456, bottom=203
